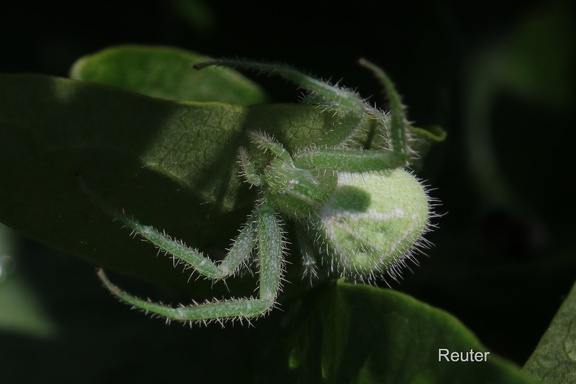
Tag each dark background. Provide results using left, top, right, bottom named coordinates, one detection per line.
left=0, top=0, right=575, bottom=382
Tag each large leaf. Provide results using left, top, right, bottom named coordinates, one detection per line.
left=0, top=71, right=362, bottom=297
left=0, top=224, right=57, bottom=338
left=70, top=45, right=267, bottom=105
left=0, top=45, right=443, bottom=300
left=523, top=280, right=576, bottom=383
left=288, top=281, right=538, bottom=383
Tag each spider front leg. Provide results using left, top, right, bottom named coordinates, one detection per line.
left=194, top=59, right=365, bottom=117
left=358, top=58, right=410, bottom=161
left=196, top=58, right=413, bottom=166
left=79, top=176, right=285, bottom=324
left=78, top=175, right=254, bottom=280
left=194, top=59, right=369, bottom=145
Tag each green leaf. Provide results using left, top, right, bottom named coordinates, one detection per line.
left=0, top=224, right=57, bottom=338
left=0, top=73, right=244, bottom=293
left=523, top=280, right=576, bottom=383
left=288, top=281, right=538, bottom=384
left=70, top=45, right=267, bottom=105
left=0, top=45, right=444, bottom=303
left=0, top=70, right=362, bottom=297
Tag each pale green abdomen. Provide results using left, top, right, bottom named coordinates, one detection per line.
left=309, top=168, right=430, bottom=279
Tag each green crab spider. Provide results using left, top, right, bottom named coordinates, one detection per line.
left=82, top=58, right=436, bottom=326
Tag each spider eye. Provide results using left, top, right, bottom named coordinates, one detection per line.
left=308, top=169, right=430, bottom=279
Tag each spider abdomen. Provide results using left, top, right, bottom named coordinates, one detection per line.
left=309, top=168, right=430, bottom=280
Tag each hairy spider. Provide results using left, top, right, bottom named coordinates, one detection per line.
left=82, top=58, right=437, bottom=326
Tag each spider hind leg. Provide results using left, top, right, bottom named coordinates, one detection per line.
left=80, top=175, right=286, bottom=324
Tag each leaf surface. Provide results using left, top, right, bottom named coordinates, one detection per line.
left=70, top=45, right=267, bottom=104
left=0, top=70, right=356, bottom=296
left=289, top=281, right=539, bottom=383
left=523, top=280, right=576, bottom=383
left=0, top=45, right=443, bottom=298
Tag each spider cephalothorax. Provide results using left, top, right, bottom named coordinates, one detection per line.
left=83, top=58, right=438, bottom=325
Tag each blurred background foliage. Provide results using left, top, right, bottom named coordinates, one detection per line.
left=0, top=0, right=575, bottom=382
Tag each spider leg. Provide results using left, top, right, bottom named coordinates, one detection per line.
left=245, top=130, right=293, bottom=163
left=358, top=58, right=411, bottom=164
left=96, top=200, right=284, bottom=324
left=78, top=175, right=254, bottom=280
left=294, top=147, right=406, bottom=173
left=194, top=59, right=365, bottom=118
left=237, top=147, right=263, bottom=186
